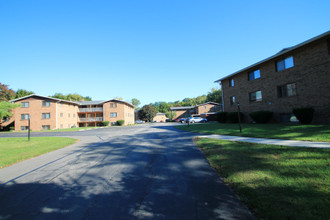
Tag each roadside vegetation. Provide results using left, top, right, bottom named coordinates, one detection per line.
left=177, top=123, right=330, bottom=142
left=195, top=138, right=330, bottom=220
left=0, top=137, right=77, bottom=168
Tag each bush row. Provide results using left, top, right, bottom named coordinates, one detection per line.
left=216, top=107, right=314, bottom=124
left=101, top=120, right=125, bottom=126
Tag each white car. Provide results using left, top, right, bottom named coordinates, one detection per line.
left=185, top=117, right=207, bottom=123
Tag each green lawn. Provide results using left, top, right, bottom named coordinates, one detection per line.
left=196, top=138, right=330, bottom=220
left=0, top=137, right=77, bottom=168
left=177, top=123, right=330, bottom=142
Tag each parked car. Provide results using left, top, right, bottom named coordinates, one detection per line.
left=173, top=118, right=180, bottom=122
left=179, top=118, right=186, bottom=123
left=185, top=117, right=207, bottom=123
left=135, top=120, right=145, bottom=124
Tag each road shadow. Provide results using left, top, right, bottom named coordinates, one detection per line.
left=0, top=127, right=254, bottom=219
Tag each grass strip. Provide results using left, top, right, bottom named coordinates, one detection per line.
left=0, top=137, right=77, bottom=168
left=195, top=138, right=330, bottom=220
left=177, top=123, right=330, bottom=142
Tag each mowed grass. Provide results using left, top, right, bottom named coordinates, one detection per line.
left=196, top=138, right=330, bottom=220
left=0, top=137, right=77, bottom=168
left=177, top=123, right=330, bottom=142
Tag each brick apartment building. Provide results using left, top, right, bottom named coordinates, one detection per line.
left=215, top=31, right=330, bottom=124
left=170, top=102, right=222, bottom=120
left=9, top=94, right=135, bottom=131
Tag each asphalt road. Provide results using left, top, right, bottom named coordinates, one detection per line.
left=0, top=123, right=254, bottom=219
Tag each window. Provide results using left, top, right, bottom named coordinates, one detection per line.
left=21, top=114, right=29, bottom=120
left=60, top=103, right=63, bottom=107
left=248, top=69, right=260, bottom=81
left=73, top=113, right=75, bottom=118
left=278, top=83, right=297, bottom=97
left=42, top=125, right=50, bottom=130
left=110, top=112, right=117, bottom=117
left=42, top=113, right=50, bottom=119
left=42, top=101, right=50, bottom=107
left=21, top=102, right=29, bottom=108
left=249, top=91, right=262, bottom=102
left=229, top=79, right=234, bottom=87
left=60, top=124, right=63, bottom=128
left=230, top=96, right=236, bottom=105
left=68, top=113, right=70, bottom=118
left=20, top=126, right=29, bottom=131
left=110, top=103, right=117, bottom=108
left=276, top=56, right=294, bottom=71
left=60, top=113, right=63, bottom=117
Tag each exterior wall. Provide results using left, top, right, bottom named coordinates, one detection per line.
left=57, top=102, right=79, bottom=129
left=221, top=38, right=330, bottom=123
left=197, top=104, right=221, bottom=114
left=13, top=97, right=57, bottom=131
left=153, top=114, right=166, bottom=122
left=123, top=104, right=135, bottom=125
left=171, top=109, right=195, bottom=120
left=103, top=101, right=135, bottom=125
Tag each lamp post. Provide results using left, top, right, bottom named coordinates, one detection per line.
left=28, top=116, right=31, bottom=141
left=236, top=102, right=242, bottom=133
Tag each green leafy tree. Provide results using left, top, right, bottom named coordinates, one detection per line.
left=0, top=83, right=16, bottom=101
left=16, top=89, right=34, bottom=98
left=0, top=101, right=20, bottom=125
left=206, top=88, right=222, bottom=103
left=139, top=105, right=157, bottom=122
left=131, top=98, right=141, bottom=107
left=50, top=93, right=92, bottom=101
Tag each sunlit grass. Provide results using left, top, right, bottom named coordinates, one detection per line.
left=196, top=138, right=330, bottom=219
left=177, top=123, right=330, bottom=142
left=0, top=137, right=77, bottom=168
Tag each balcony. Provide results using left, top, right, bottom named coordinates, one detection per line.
left=79, top=107, right=103, bottom=112
left=78, top=117, right=103, bottom=122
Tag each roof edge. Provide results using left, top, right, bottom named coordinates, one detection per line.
left=215, top=30, right=330, bottom=83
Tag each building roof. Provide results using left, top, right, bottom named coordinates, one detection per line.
left=10, top=95, right=135, bottom=108
left=77, top=100, right=105, bottom=105
left=156, top=112, right=166, bottom=115
left=196, top=102, right=221, bottom=107
left=215, top=30, right=330, bottom=83
left=170, top=106, right=195, bottom=110
left=9, top=94, right=79, bottom=105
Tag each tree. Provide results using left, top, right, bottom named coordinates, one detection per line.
left=131, top=98, right=141, bottom=107
left=0, top=83, right=16, bottom=101
left=50, top=93, right=92, bottom=101
left=138, top=105, right=157, bottom=122
left=206, top=88, right=222, bottom=103
left=16, top=89, right=34, bottom=98
left=0, top=101, right=20, bottom=125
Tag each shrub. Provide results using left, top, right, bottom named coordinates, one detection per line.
left=9, top=127, right=14, bottom=131
left=102, top=121, right=109, bottom=126
left=228, top=112, right=244, bottom=123
left=293, top=107, right=314, bottom=124
left=250, top=111, right=273, bottom=123
left=117, top=120, right=125, bottom=126
left=216, top=112, right=228, bottom=123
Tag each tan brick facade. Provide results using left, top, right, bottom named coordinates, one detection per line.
left=10, top=95, right=135, bottom=130
left=196, top=103, right=222, bottom=114
left=218, top=32, right=330, bottom=124
left=57, top=102, right=78, bottom=129
left=103, top=100, right=135, bottom=125
left=153, top=113, right=166, bottom=122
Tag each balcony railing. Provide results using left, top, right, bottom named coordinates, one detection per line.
left=79, top=108, right=103, bottom=112
left=78, top=117, right=103, bottom=122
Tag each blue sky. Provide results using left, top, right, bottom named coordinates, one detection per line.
left=1, top=1, right=329, bottom=106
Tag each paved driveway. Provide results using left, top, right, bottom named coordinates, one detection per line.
left=0, top=124, right=254, bottom=219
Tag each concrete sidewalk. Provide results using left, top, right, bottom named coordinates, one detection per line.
left=197, top=134, right=330, bottom=148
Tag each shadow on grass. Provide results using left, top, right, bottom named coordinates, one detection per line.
left=195, top=138, right=330, bottom=220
